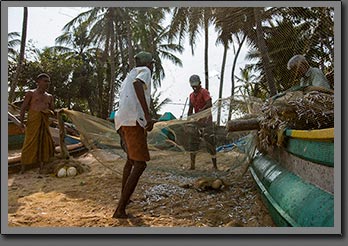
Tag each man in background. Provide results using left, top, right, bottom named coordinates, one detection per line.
left=187, top=74, right=217, bottom=170
left=287, top=54, right=331, bottom=89
left=19, top=73, right=55, bottom=173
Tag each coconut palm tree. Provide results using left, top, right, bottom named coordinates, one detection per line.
left=149, top=88, right=172, bottom=119
left=8, top=32, right=21, bottom=62
left=62, top=7, right=184, bottom=117
left=9, top=7, right=28, bottom=103
left=245, top=7, right=334, bottom=93
left=168, top=7, right=215, bottom=90
left=214, top=24, right=232, bottom=126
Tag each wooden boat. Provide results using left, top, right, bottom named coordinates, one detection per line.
left=8, top=120, right=81, bottom=150
left=247, top=128, right=334, bottom=227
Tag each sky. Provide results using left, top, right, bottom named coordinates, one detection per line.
left=7, top=7, right=250, bottom=121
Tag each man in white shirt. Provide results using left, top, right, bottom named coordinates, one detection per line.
left=287, top=54, right=331, bottom=89
left=113, top=51, right=156, bottom=219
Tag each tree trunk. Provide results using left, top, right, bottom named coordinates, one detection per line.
left=97, top=20, right=110, bottom=118
left=126, top=21, right=134, bottom=69
left=253, top=7, right=277, bottom=97
left=216, top=42, right=228, bottom=126
left=9, top=7, right=28, bottom=103
left=203, top=11, right=209, bottom=91
left=57, top=110, right=70, bottom=159
left=116, top=25, right=127, bottom=78
left=108, top=9, right=116, bottom=115
left=227, top=118, right=260, bottom=132
left=228, top=34, right=246, bottom=121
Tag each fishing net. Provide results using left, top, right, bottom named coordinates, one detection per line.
left=60, top=95, right=260, bottom=177
left=8, top=6, right=335, bottom=180
left=59, top=79, right=334, bottom=177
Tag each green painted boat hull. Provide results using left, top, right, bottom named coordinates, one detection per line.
left=250, top=154, right=334, bottom=227
left=286, top=138, right=334, bottom=167
left=8, top=135, right=26, bottom=150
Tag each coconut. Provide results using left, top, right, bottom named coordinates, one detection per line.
left=211, top=179, right=223, bottom=190
left=66, top=166, right=77, bottom=177
left=57, top=167, right=67, bottom=178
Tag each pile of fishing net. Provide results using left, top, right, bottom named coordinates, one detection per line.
left=256, top=86, right=334, bottom=153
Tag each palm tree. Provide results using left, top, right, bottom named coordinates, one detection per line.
left=149, top=88, right=172, bottom=119
left=234, top=65, right=259, bottom=114
left=234, top=66, right=257, bottom=97
left=62, top=7, right=183, bottom=117
left=214, top=26, right=232, bottom=126
left=214, top=7, right=249, bottom=120
left=244, top=7, right=334, bottom=93
left=130, top=7, right=183, bottom=88
left=277, top=7, right=334, bottom=72
left=51, top=19, right=103, bottom=114
left=168, top=7, right=215, bottom=90
left=8, top=32, right=21, bottom=62
left=9, top=7, right=28, bottom=103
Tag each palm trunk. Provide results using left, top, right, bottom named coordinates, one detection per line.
left=228, top=34, right=246, bottom=121
left=9, top=7, right=28, bottom=103
left=108, top=9, right=116, bottom=115
left=98, top=22, right=110, bottom=118
left=216, top=43, right=228, bottom=126
left=253, top=7, right=277, bottom=96
left=116, top=25, right=127, bottom=78
left=126, top=21, right=134, bottom=69
left=203, top=12, right=209, bottom=91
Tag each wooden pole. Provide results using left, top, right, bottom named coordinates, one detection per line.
left=226, top=118, right=260, bottom=132
left=57, top=109, right=70, bottom=159
left=181, top=97, right=188, bottom=119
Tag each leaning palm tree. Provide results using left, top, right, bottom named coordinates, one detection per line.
left=214, top=27, right=232, bottom=126
left=9, top=7, right=28, bottom=103
left=214, top=7, right=249, bottom=120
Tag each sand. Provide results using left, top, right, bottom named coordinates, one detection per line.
left=8, top=149, right=275, bottom=228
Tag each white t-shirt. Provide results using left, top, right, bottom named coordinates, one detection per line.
left=114, top=66, right=152, bottom=130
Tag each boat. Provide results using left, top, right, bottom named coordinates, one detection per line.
left=8, top=119, right=82, bottom=150
left=247, top=128, right=334, bottom=227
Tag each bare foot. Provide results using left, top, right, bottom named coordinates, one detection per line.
left=112, top=210, right=128, bottom=219
left=112, top=209, right=136, bottom=219
left=20, top=165, right=26, bottom=174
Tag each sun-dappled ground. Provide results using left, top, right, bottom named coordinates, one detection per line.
left=8, top=149, right=275, bottom=228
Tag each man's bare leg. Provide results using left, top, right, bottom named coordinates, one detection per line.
left=190, top=152, right=196, bottom=170
left=121, top=159, right=134, bottom=205
left=121, top=159, right=133, bottom=193
left=212, top=156, right=217, bottom=170
left=20, top=164, right=26, bottom=174
left=39, top=162, right=44, bottom=174
left=113, top=161, right=147, bottom=218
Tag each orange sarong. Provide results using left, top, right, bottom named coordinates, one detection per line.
left=21, top=109, right=55, bottom=165
left=118, top=123, right=150, bottom=162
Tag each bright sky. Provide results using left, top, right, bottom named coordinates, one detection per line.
left=8, top=7, right=249, bottom=120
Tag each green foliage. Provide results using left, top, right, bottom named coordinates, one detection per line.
left=8, top=6, right=334, bottom=118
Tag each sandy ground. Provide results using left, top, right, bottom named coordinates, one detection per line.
left=8, top=149, right=275, bottom=228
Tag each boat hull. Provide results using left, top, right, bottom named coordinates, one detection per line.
left=250, top=154, right=334, bottom=227
left=8, top=121, right=81, bottom=150
left=247, top=128, right=335, bottom=227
